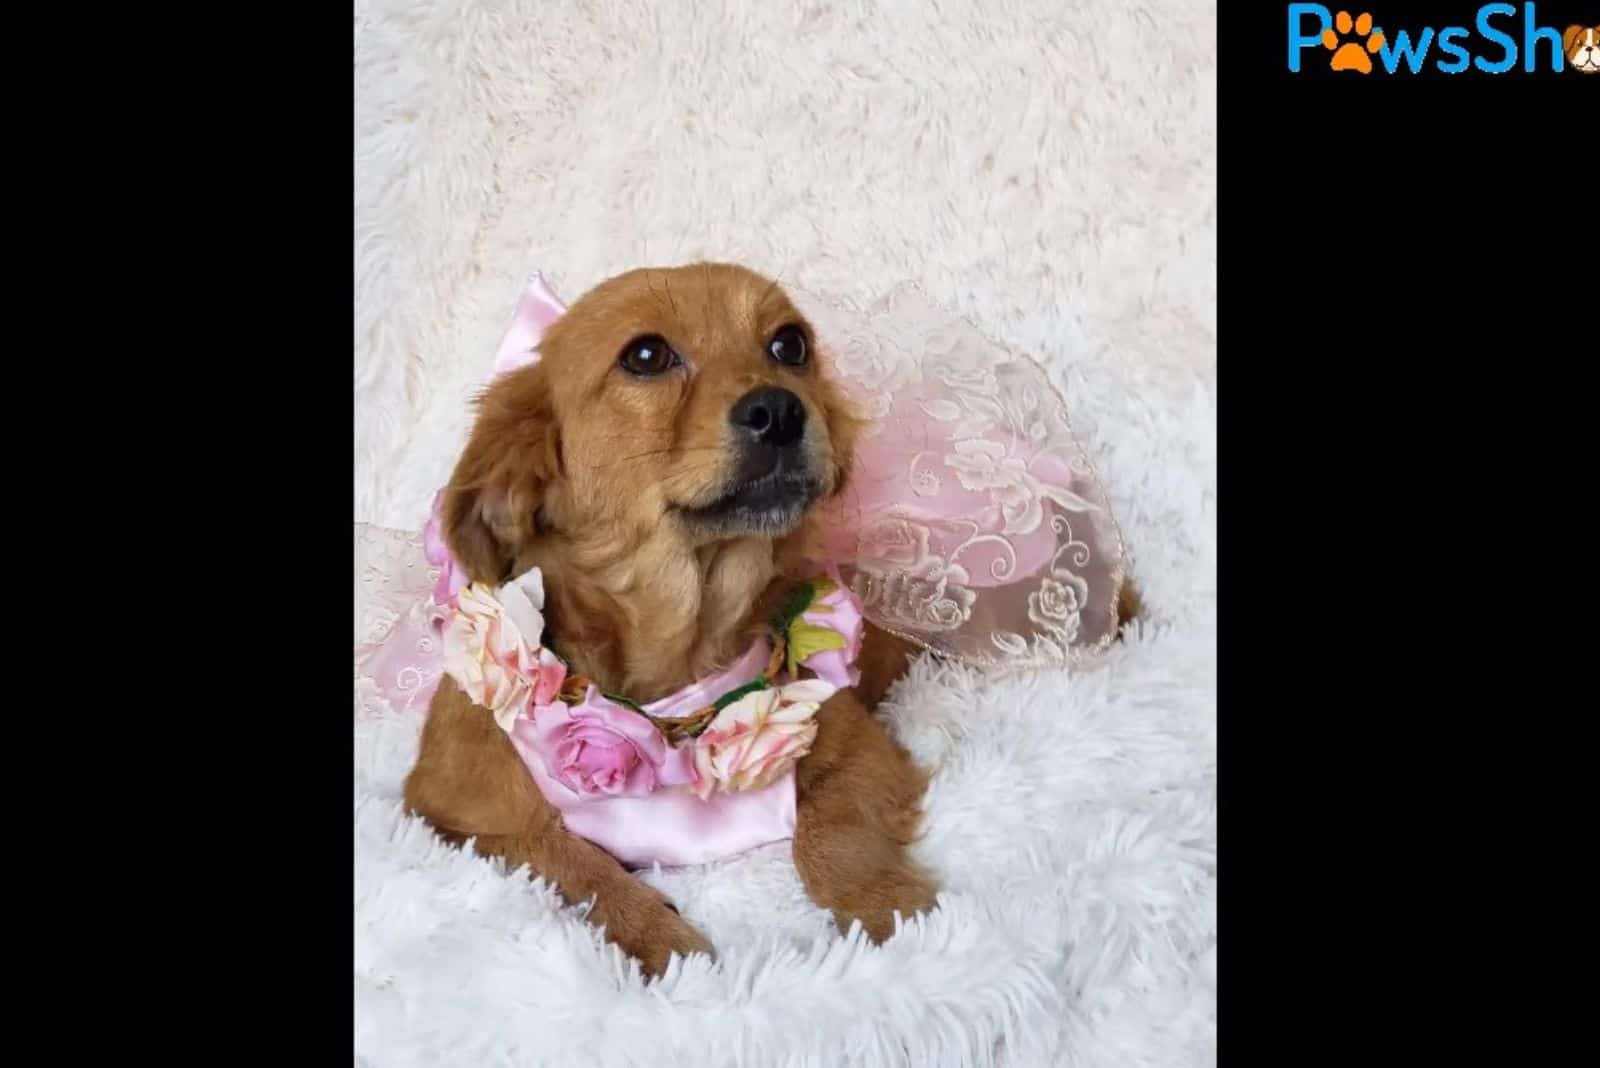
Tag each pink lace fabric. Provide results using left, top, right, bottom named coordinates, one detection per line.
left=355, top=524, right=446, bottom=720
left=795, top=285, right=1126, bottom=668
left=354, top=278, right=1125, bottom=705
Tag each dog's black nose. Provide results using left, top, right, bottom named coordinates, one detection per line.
left=730, top=387, right=806, bottom=448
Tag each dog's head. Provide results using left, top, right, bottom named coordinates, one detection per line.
left=1565, top=25, right=1600, bottom=71
left=439, top=262, right=860, bottom=608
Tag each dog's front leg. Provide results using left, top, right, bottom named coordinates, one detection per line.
left=465, top=824, right=714, bottom=978
left=405, top=677, right=712, bottom=978
left=792, top=686, right=939, bottom=941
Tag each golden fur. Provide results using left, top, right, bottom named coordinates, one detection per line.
left=406, top=264, right=932, bottom=974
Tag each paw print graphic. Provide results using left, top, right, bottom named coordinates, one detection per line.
left=1322, top=10, right=1386, bottom=73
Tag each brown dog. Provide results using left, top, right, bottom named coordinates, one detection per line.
left=1566, top=25, right=1600, bottom=72
left=403, top=264, right=941, bottom=976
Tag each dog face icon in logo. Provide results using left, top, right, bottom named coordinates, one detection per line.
left=1565, top=25, right=1600, bottom=73
left=1322, top=10, right=1387, bottom=73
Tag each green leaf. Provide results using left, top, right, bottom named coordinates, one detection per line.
left=711, top=677, right=770, bottom=712
left=600, top=690, right=646, bottom=714
left=786, top=620, right=847, bottom=676
left=771, top=576, right=841, bottom=635
left=771, top=581, right=817, bottom=634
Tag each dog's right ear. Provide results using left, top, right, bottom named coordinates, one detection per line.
left=1564, top=24, right=1585, bottom=53
left=439, top=366, right=563, bottom=584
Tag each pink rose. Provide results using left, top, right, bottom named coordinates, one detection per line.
left=528, top=646, right=567, bottom=706
left=798, top=569, right=865, bottom=688
left=423, top=491, right=470, bottom=608
left=523, top=687, right=695, bottom=799
left=441, top=570, right=557, bottom=731
left=691, top=680, right=830, bottom=800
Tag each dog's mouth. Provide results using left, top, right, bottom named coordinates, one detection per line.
left=673, top=460, right=822, bottom=535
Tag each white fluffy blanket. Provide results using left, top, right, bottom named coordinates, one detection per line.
left=354, top=2, right=1215, bottom=1065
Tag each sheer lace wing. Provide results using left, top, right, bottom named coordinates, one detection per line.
left=793, top=284, right=1126, bottom=669
left=355, top=523, right=446, bottom=719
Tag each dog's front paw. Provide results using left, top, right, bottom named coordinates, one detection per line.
left=630, top=909, right=715, bottom=979
left=795, top=821, right=939, bottom=942
left=832, top=852, right=939, bottom=943
left=588, top=883, right=714, bottom=979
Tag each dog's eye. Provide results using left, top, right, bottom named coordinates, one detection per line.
left=767, top=325, right=808, bottom=367
left=619, top=335, right=681, bottom=376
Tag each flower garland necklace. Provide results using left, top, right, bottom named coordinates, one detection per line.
left=426, top=495, right=865, bottom=806
left=557, top=574, right=854, bottom=742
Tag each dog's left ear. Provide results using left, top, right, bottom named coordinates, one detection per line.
left=440, top=365, right=563, bottom=583
left=1564, top=24, right=1585, bottom=52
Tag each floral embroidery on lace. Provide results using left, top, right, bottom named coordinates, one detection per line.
left=796, top=284, right=1126, bottom=668
left=355, top=523, right=445, bottom=719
